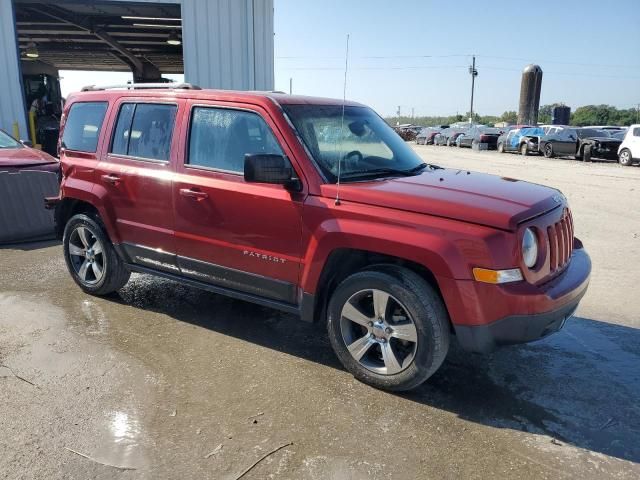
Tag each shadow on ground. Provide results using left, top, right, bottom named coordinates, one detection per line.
left=0, top=239, right=59, bottom=251
left=110, top=274, right=640, bottom=464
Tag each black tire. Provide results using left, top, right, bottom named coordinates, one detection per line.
left=63, top=213, right=130, bottom=295
left=543, top=143, right=555, bottom=158
left=520, top=143, right=529, bottom=156
left=497, top=142, right=505, bottom=153
left=583, top=145, right=592, bottom=162
left=326, top=266, right=450, bottom=391
left=619, top=148, right=633, bottom=166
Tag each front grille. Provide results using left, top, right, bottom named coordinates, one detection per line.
left=547, top=209, right=574, bottom=272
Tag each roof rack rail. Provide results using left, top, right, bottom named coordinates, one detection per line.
left=81, top=82, right=201, bottom=92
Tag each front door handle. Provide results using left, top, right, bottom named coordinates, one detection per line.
left=179, top=188, right=208, bottom=200
left=101, top=174, right=121, bottom=185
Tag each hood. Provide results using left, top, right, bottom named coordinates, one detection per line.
left=321, top=168, right=562, bottom=231
left=0, top=147, right=58, bottom=168
left=584, top=136, right=621, bottom=143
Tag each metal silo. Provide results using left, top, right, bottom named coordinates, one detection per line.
left=552, top=105, right=571, bottom=125
left=517, top=64, right=543, bottom=125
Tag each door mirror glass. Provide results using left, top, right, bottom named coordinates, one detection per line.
left=244, top=154, right=300, bottom=190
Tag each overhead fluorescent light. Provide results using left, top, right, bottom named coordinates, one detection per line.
left=26, top=41, right=39, bottom=58
left=167, top=30, right=181, bottom=46
left=133, top=23, right=183, bottom=29
left=122, top=16, right=181, bottom=21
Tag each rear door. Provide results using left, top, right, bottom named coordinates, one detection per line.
left=172, top=100, right=305, bottom=304
left=95, top=99, right=182, bottom=272
left=630, top=127, right=640, bottom=158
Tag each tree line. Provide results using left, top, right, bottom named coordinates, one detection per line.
left=388, top=104, right=639, bottom=127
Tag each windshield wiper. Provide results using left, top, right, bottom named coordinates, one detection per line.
left=341, top=163, right=430, bottom=180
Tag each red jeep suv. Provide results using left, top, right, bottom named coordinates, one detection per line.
left=49, top=84, right=591, bottom=391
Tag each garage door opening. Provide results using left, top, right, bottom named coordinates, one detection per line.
left=14, top=0, right=183, bottom=155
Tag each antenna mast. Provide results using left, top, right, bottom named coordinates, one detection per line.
left=335, top=34, right=350, bottom=206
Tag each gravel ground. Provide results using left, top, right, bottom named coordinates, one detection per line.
left=0, top=146, right=638, bottom=479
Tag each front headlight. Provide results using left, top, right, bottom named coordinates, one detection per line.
left=522, top=228, right=538, bottom=268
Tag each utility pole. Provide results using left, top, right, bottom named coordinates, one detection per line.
left=289, top=78, right=293, bottom=95
left=469, top=55, right=478, bottom=124
left=636, top=103, right=639, bottom=123
left=411, top=107, right=415, bottom=119
left=397, top=105, right=401, bottom=126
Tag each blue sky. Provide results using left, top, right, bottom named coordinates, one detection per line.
left=61, top=0, right=640, bottom=118
left=273, top=0, right=640, bottom=116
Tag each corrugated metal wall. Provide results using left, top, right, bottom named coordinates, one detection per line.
left=181, top=0, right=274, bottom=90
left=0, top=0, right=28, bottom=138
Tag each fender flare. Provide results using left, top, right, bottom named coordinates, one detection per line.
left=299, top=218, right=468, bottom=294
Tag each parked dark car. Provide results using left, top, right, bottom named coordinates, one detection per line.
left=539, top=128, right=622, bottom=161
left=458, top=127, right=502, bottom=149
left=497, top=127, right=544, bottom=155
left=416, top=128, right=439, bottom=145
left=447, top=131, right=465, bottom=147
left=0, top=129, right=59, bottom=174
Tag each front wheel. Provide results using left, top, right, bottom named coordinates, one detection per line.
left=619, top=148, right=633, bottom=166
left=327, top=267, right=450, bottom=391
left=583, top=145, right=592, bottom=162
left=543, top=143, right=555, bottom=158
left=63, top=214, right=130, bottom=295
left=497, top=142, right=505, bottom=153
left=520, top=143, right=529, bottom=156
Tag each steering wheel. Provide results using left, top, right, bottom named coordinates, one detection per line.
left=342, top=150, right=364, bottom=170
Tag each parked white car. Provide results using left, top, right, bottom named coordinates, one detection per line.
left=618, top=125, right=640, bottom=166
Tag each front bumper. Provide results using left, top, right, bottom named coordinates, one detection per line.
left=446, top=246, right=591, bottom=353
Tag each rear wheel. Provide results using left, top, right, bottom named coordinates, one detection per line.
left=543, top=143, right=555, bottom=158
left=520, top=143, right=529, bottom=156
left=63, top=214, right=130, bottom=295
left=327, top=267, right=450, bottom=391
left=619, top=148, right=633, bottom=166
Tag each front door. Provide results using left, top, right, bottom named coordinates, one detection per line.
left=173, top=101, right=305, bottom=304
left=96, top=100, right=181, bottom=272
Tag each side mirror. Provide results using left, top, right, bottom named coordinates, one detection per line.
left=21, top=139, right=33, bottom=147
left=244, top=154, right=301, bottom=191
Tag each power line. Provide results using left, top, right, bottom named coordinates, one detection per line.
left=276, top=53, right=640, bottom=70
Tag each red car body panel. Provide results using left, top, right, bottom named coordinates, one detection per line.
left=54, top=88, right=591, bottom=353
left=0, top=145, right=59, bottom=173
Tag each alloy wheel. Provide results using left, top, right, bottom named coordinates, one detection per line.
left=68, top=226, right=105, bottom=285
left=620, top=150, right=631, bottom=166
left=340, top=288, right=418, bottom=375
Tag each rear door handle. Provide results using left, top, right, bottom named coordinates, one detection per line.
left=179, top=188, right=208, bottom=200
left=101, top=174, right=121, bottom=185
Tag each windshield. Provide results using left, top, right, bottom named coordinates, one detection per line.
left=577, top=128, right=606, bottom=138
left=283, top=104, right=426, bottom=182
left=0, top=130, right=23, bottom=149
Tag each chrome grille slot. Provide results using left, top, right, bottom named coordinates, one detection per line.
left=548, top=208, right=573, bottom=273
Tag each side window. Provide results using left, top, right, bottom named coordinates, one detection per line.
left=61, top=102, right=108, bottom=152
left=187, top=107, right=284, bottom=173
left=110, top=103, right=177, bottom=161
left=633, top=127, right=640, bottom=137
left=110, top=103, right=135, bottom=155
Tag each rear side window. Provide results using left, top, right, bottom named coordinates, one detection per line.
left=187, top=107, right=283, bottom=173
left=634, top=127, right=640, bottom=137
left=61, top=102, right=108, bottom=152
left=110, top=103, right=177, bottom=161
